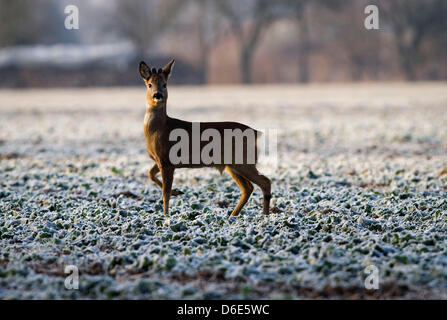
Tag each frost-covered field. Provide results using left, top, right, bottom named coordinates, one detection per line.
left=1, top=83, right=447, bottom=299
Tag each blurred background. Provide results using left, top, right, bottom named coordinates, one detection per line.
left=0, top=0, right=446, bottom=87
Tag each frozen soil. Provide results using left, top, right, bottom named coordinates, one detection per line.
left=1, top=83, right=447, bottom=299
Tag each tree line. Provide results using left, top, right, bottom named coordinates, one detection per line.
left=1, top=0, right=446, bottom=84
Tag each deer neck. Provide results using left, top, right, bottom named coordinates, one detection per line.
left=144, top=101, right=168, bottom=132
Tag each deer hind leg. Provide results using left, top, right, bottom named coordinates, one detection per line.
left=148, top=164, right=183, bottom=196
left=226, top=166, right=254, bottom=217
left=232, top=165, right=271, bottom=215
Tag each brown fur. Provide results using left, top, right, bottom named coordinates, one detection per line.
left=140, top=59, right=271, bottom=217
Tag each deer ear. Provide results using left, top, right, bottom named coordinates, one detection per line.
left=162, top=59, right=175, bottom=80
left=139, top=61, right=151, bottom=80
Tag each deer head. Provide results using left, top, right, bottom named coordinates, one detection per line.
left=139, top=59, right=175, bottom=107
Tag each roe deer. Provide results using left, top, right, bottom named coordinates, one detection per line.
left=139, top=59, right=271, bottom=217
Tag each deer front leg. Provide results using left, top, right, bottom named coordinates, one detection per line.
left=148, top=164, right=162, bottom=188
left=148, top=164, right=183, bottom=196
left=160, top=166, right=174, bottom=215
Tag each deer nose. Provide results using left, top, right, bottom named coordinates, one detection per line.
left=153, top=92, right=163, bottom=101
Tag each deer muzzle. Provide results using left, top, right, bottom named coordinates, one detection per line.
left=153, top=92, right=163, bottom=102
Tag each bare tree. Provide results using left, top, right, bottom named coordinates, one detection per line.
left=297, top=0, right=346, bottom=82
left=192, top=0, right=223, bottom=84
left=383, top=0, right=447, bottom=80
left=0, top=0, right=68, bottom=47
left=115, top=0, right=184, bottom=55
left=273, top=0, right=344, bottom=83
left=217, top=0, right=280, bottom=84
left=329, top=0, right=383, bottom=81
left=287, top=0, right=311, bottom=83
left=268, top=0, right=310, bottom=82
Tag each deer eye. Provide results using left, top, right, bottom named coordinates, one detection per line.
left=148, top=83, right=152, bottom=88
left=163, top=84, right=167, bottom=88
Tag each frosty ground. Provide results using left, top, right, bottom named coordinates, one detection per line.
left=1, top=83, right=447, bottom=299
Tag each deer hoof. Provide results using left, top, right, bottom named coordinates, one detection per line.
left=171, top=189, right=184, bottom=196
